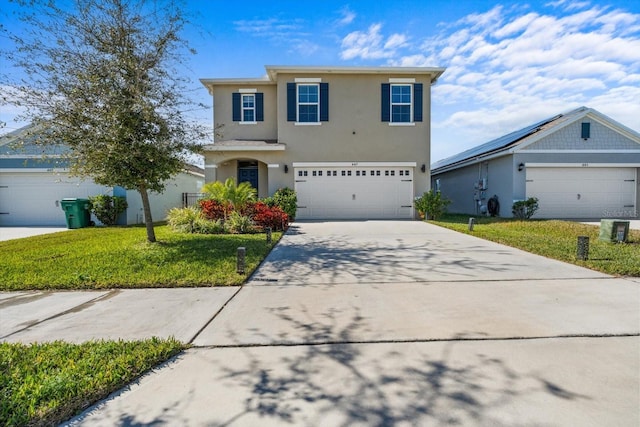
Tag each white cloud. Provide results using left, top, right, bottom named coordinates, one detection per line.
left=341, top=23, right=409, bottom=60
left=337, top=7, right=356, bottom=26
left=410, top=3, right=640, bottom=161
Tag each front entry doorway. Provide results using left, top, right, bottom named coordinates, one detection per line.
left=238, top=161, right=259, bottom=193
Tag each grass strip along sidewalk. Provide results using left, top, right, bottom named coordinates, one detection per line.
left=0, top=338, right=185, bottom=427
left=0, top=225, right=282, bottom=290
left=432, top=214, right=640, bottom=277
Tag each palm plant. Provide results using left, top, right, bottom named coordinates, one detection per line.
left=201, top=178, right=257, bottom=218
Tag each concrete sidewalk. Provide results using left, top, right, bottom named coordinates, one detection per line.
left=2, top=221, right=638, bottom=426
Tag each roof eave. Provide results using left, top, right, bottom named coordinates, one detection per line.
left=265, top=65, right=446, bottom=83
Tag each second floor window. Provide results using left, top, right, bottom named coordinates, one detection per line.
left=232, top=92, right=264, bottom=123
left=381, top=83, right=423, bottom=124
left=391, top=85, right=411, bottom=123
left=287, top=82, right=329, bottom=123
left=242, top=94, right=255, bottom=122
left=297, top=84, right=319, bottom=123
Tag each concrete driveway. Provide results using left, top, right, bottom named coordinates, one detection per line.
left=0, top=226, right=68, bottom=242
left=2, top=221, right=637, bottom=426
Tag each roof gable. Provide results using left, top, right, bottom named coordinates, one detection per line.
left=0, top=124, right=68, bottom=157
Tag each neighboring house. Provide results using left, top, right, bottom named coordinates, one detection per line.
left=200, top=65, right=445, bottom=220
left=431, top=107, right=640, bottom=219
left=0, top=125, right=204, bottom=226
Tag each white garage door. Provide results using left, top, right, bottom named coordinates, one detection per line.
left=294, top=164, right=414, bottom=219
left=0, top=172, right=111, bottom=226
left=526, top=167, right=636, bottom=218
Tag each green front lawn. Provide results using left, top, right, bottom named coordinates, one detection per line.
left=431, top=214, right=640, bottom=276
left=0, top=338, right=185, bottom=427
left=0, top=225, right=282, bottom=290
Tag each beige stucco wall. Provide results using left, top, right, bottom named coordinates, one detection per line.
left=211, top=84, right=277, bottom=142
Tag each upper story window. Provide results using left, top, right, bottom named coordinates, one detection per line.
left=381, top=82, right=423, bottom=124
left=287, top=81, right=329, bottom=124
left=242, top=94, right=255, bottom=122
left=232, top=91, right=264, bottom=123
left=391, top=84, right=412, bottom=123
left=297, top=84, right=319, bottom=123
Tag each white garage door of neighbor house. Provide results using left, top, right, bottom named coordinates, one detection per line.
left=294, top=165, right=414, bottom=219
left=526, top=167, right=636, bottom=218
left=0, top=172, right=111, bottom=226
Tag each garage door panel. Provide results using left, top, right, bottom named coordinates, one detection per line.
left=0, top=173, right=110, bottom=226
left=526, top=167, right=636, bottom=219
left=295, top=166, right=414, bottom=220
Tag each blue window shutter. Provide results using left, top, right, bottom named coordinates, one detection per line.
left=413, top=83, right=423, bottom=122
left=381, top=83, right=390, bottom=122
left=320, top=83, right=329, bottom=121
left=581, top=122, right=590, bottom=139
left=232, top=93, right=241, bottom=122
left=287, top=83, right=296, bottom=122
left=256, top=93, right=264, bottom=121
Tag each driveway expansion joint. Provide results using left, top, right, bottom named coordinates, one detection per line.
left=186, top=286, right=244, bottom=344
left=0, top=290, right=114, bottom=340
left=192, top=333, right=640, bottom=350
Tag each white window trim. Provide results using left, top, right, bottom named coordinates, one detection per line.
left=390, top=83, right=413, bottom=124
left=241, top=93, right=256, bottom=123
left=389, top=78, right=415, bottom=83
left=295, top=77, right=321, bottom=83
left=238, top=88, right=257, bottom=93
left=297, top=83, right=320, bottom=124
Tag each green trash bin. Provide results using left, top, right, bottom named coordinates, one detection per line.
left=61, top=198, right=91, bottom=229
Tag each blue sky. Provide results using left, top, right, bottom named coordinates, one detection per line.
left=1, top=0, right=639, bottom=163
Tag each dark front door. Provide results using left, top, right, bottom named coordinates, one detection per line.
left=238, top=161, right=258, bottom=193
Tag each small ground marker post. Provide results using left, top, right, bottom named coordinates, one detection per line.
left=576, top=236, right=589, bottom=260
left=266, top=227, right=272, bottom=244
left=237, top=247, right=246, bottom=274
left=468, top=217, right=475, bottom=231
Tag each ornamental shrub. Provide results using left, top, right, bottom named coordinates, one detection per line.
left=269, top=187, right=297, bottom=220
left=414, top=190, right=451, bottom=221
left=167, top=206, right=200, bottom=233
left=512, top=197, right=539, bottom=220
left=226, top=211, right=255, bottom=234
left=251, top=201, right=289, bottom=231
left=201, top=178, right=256, bottom=212
left=199, top=199, right=231, bottom=221
left=88, top=194, right=127, bottom=226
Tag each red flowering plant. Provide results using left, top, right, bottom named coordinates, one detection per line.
left=199, top=199, right=231, bottom=221
left=248, top=201, right=289, bottom=231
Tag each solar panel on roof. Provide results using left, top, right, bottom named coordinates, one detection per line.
left=431, top=114, right=563, bottom=171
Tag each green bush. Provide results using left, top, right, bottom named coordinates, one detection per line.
left=266, top=187, right=297, bottom=220
left=88, top=194, right=127, bottom=226
left=167, top=206, right=201, bottom=233
left=414, top=190, right=451, bottom=220
left=512, top=197, right=539, bottom=220
left=167, top=207, right=226, bottom=234
left=195, top=217, right=225, bottom=234
left=227, top=211, right=255, bottom=234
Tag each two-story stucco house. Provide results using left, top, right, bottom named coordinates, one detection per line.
left=200, top=65, right=445, bottom=220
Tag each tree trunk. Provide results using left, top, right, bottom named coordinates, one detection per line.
left=138, top=185, right=156, bottom=243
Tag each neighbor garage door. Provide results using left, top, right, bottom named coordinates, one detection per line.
left=0, top=172, right=110, bottom=226
left=526, top=166, right=636, bottom=218
left=294, top=164, right=414, bottom=219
